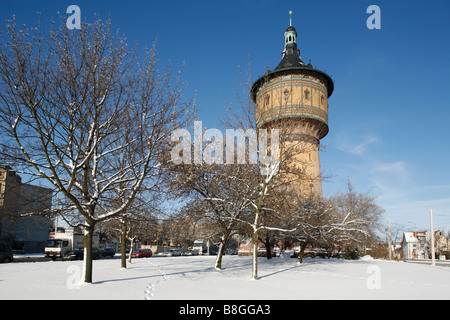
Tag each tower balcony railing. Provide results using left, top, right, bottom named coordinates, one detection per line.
left=258, top=104, right=328, bottom=126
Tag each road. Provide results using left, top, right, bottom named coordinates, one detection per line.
left=406, top=259, right=450, bottom=267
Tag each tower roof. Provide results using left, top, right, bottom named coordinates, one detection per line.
left=286, top=26, right=296, bottom=32
left=275, top=47, right=305, bottom=70
left=251, top=11, right=334, bottom=102
left=275, top=11, right=304, bottom=70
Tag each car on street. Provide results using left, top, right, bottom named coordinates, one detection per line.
left=62, top=248, right=84, bottom=261
left=0, top=242, right=13, bottom=263
left=62, top=248, right=103, bottom=260
left=92, top=248, right=103, bottom=260
left=164, top=249, right=181, bottom=257
left=102, top=248, right=116, bottom=258
left=208, top=249, right=218, bottom=255
left=132, top=249, right=152, bottom=258
left=183, top=249, right=199, bottom=256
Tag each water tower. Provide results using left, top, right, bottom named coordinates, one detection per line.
left=250, top=11, right=334, bottom=198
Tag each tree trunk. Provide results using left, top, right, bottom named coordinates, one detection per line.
left=297, top=242, right=307, bottom=264
left=121, top=217, right=128, bottom=269
left=251, top=231, right=259, bottom=280
left=128, top=238, right=134, bottom=264
left=83, top=222, right=95, bottom=283
left=214, top=242, right=224, bottom=270
left=262, top=236, right=272, bottom=260
left=214, top=232, right=230, bottom=270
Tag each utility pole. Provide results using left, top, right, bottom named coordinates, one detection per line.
left=54, top=193, right=59, bottom=232
left=430, top=209, right=436, bottom=266
left=388, top=219, right=392, bottom=260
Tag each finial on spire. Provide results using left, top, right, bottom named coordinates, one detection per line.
left=289, top=10, right=292, bottom=26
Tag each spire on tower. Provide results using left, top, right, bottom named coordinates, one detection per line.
left=278, top=10, right=303, bottom=68
left=283, top=10, right=298, bottom=51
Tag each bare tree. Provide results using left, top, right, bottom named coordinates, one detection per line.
left=0, top=16, right=194, bottom=283
left=283, top=180, right=384, bottom=263
left=326, top=180, right=384, bottom=252
left=221, top=63, right=324, bottom=280
left=166, top=160, right=255, bottom=269
left=167, top=60, right=323, bottom=279
left=102, top=206, right=159, bottom=267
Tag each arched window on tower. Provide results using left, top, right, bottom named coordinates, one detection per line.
left=264, top=94, right=270, bottom=109
left=284, top=89, right=290, bottom=101
left=304, top=89, right=310, bottom=100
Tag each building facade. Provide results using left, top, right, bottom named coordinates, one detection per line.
left=0, top=165, right=53, bottom=253
left=250, top=12, right=334, bottom=198
left=401, top=231, right=428, bottom=260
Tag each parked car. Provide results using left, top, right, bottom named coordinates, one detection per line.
left=132, top=249, right=152, bottom=258
left=102, top=248, right=116, bottom=258
left=164, top=249, right=181, bottom=257
left=62, top=248, right=103, bottom=260
left=183, top=249, right=199, bottom=256
left=62, top=248, right=84, bottom=261
left=92, top=248, right=103, bottom=260
left=0, top=242, right=13, bottom=263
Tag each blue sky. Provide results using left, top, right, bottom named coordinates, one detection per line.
left=1, top=0, right=450, bottom=237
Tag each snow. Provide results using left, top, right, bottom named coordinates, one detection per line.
left=1, top=253, right=449, bottom=300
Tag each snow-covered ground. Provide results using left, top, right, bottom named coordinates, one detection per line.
left=1, top=253, right=449, bottom=300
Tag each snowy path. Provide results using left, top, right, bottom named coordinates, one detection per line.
left=144, top=261, right=170, bottom=300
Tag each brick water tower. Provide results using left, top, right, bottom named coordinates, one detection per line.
left=251, top=11, right=334, bottom=198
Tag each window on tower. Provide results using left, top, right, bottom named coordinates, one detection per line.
left=264, top=94, right=270, bottom=107
left=304, top=89, right=310, bottom=100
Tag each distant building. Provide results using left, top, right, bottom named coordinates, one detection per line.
left=238, top=237, right=266, bottom=256
left=401, top=231, right=428, bottom=260
left=0, top=165, right=53, bottom=253
left=434, top=230, right=449, bottom=259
